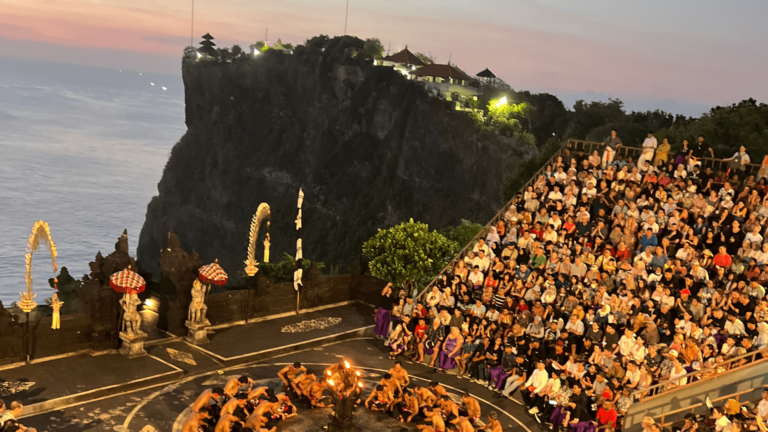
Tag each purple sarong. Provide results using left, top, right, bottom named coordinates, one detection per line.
left=375, top=308, right=391, bottom=337
left=489, top=366, right=510, bottom=390
left=570, top=420, right=596, bottom=432
left=550, top=406, right=566, bottom=426
left=438, top=337, right=459, bottom=370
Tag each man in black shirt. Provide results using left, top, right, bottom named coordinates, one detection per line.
left=691, top=135, right=714, bottom=160
left=602, top=325, right=620, bottom=353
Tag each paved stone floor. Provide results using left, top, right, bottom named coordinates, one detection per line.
left=19, top=338, right=544, bottom=432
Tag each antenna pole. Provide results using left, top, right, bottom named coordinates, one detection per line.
left=191, top=0, right=194, bottom=47
left=344, top=0, right=349, bottom=35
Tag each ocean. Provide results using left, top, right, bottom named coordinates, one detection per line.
left=0, top=56, right=185, bottom=304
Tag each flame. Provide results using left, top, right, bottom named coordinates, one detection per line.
left=358, top=382, right=363, bottom=388
left=328, top=380, right=334, bottom=386
left=344, top=360, right=350, bottom=369
left=327, top=370, right=332, bottom=376
left=355, top=371, right=361, bottom=376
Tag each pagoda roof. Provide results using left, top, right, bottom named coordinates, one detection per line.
left=476, top=68, right=496, bottom=78
left=383, top=47, right=425, bottom=66
left=201, top=33, right=214, bottom=40
left=412, top=63, right=472, bottom=81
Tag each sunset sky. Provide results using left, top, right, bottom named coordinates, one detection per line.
left=2, top=0, right=767, bottom=114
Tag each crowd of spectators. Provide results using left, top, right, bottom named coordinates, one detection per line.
left=373, top=132, right=768, bottom=432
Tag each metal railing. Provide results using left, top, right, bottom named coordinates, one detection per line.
left=632, top=346, right=768, bottom=402
left=418, top=139, right=763, bottom=301
left=416, top=139, right=573, bottom=300
left=652, top=386, right=766, bottom=428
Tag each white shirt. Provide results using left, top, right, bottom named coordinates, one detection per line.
left=757, top=399, right=768, bottom=417
left=565, top=320, right=585, bottom=336
left=618, top=335, right=637, bottom=356
left=525, top=368, right=549, bottom=394
left=642, top=137, right=658, bottom=151
left=468, top=271, right=484, bottom=286
left=716, top=416, right=732, bottom=432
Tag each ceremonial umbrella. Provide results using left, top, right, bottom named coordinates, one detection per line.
left=198, top=260, right=228, bottom=286
left=109, top=266, right=146, bottom=295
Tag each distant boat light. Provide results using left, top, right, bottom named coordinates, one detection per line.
left=150, top=83, right=155, bottom=86
left=162, top=87, right=167, bottom=91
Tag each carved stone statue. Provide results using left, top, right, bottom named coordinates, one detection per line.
left=120, top=293, right=143, bottom=336
left=187, top=279, right=209, bottom=325
left=51, top=293, right=64, bottom=330
left=263, top=233, right=271, bottom=263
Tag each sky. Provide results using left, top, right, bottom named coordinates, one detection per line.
left=2, top=0, right=767, bottom=116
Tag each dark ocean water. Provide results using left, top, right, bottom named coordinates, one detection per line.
left=0, top=56, right=185, bottom=304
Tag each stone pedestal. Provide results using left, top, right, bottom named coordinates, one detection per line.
left=185, top=320, right=210, bottom=345
left=119, top=331, right=147, bottom=358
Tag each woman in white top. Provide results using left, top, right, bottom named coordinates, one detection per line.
left=667, top=359, right=689, bottom=388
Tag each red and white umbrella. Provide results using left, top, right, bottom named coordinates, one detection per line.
left=199, top=260, right=228, bottom=286
left=109, top=266, right=146, bottom=295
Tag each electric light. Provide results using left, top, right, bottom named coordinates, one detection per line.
left=145, top=299, right=154, bottom=307
left=496, top=96, right=507, bottom=107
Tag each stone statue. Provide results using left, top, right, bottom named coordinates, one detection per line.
left=188, top=279, right=209, bottom=324
left=263, top=233, right=271, bottom=263
left=51, top=292, right=64, bottom=330
left=120, top=292, right=143, bottom=336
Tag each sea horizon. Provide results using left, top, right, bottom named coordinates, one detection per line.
left=0, top=55, right=185, bottom=304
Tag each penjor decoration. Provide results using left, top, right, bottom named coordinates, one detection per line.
left=20, top=221, right=58, bottom=315
left=294, top=189, right=304, bottom=312
left=244, top=203, right=271, bottom=276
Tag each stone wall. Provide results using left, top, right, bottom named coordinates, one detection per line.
left=0, top=313, right=96, bottom=366
left=205, top=272, right=386, bottom=326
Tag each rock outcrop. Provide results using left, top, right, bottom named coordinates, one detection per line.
left=138, top=35, right=533, bottom=284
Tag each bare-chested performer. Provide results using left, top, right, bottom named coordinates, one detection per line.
left=413, top=386, right=437, bottom=415
left=380, top=373, right=402, bottom=397
left=423, top=407, right=447, bottom=432
left=221, top=393, right=250, bottom=423
left=429, top=381, right=448, bottom=402
left=182, top=407, right=209, bottom=432
left=307, top=377, right=332, bottom=408
left=277, top=362, right=306, bottom=387
left=291, top=368, right=316, bottom=397
left=224, top=376, right=254, bottom=398
left=365, top=384, right=394, bottom=412
left=215, top=412, right=240, bottom=432
left=437, top=395, right=460, bottom=423
left=274, top=392, right=297, bottom=418
left=191, top=387, right=224, bottom=413
left=476, top=411, right=502, bottom=432
left=394, top=388, right=420, bottom=423
left=388, top=361, right=410, bottom=388
left=451, top=416, right=476, bottom=432
left=460, top=393, right=481, bottom=425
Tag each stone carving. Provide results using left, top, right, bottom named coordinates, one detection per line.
left=187, top=279, right=209, bottom=324
left=281, top=317, right=341, bottom=333
left=160, top=230, right=203, bottom=336
left=50, top=293, right=64, bottom=330
left=120, top=293, right=144, bottom=336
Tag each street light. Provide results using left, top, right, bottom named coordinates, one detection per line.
left=496, top=96, right=507, bottom=107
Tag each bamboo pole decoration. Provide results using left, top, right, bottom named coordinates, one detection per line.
left=244, top=203, right=271, bottom=276
left=20, top=220, right=58, bottom=314
left=294, top=188, right=304, bottom=313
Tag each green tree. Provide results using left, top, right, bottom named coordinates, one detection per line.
left=231, top=45, right=243, bottom=59
left=566, top=98, right=626, bottom=139
left=440, top=220, right=486, bottom=251
left=250, top=41, right=268, bottom=53
left=362, top=219, right=458, bottom=288
left=414, top=52, right=434, bottom=65
left=260, top=253, right=324, bottom=283
left=362, top=38, right=384, bottom=59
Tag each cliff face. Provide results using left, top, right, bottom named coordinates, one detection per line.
left=138, top=36, right=534, bottom=283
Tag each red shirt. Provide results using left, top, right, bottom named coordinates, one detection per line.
left=414, top=324, right=427, bottom=338
left=614, top=247, right=632, bottom=262
left=596, top=407, right=617, bottom=428
left=713, top=253, right=732, bottom=268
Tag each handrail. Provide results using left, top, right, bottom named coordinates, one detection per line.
left=653, top=386, right=766, bottom=427
left=419, top=138, right=763, bottom=301
left=416, top=139, right=573, bottom=301
left=632, top=346, right=768, bottom=402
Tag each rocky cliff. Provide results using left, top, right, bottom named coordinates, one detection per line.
left=138, top=36, right=533, bottom=283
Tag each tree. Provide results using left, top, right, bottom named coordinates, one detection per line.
left=250, top=41, right=268, bottom=53
left=440, top=220, right=486, bottom=251
left=362, top=219, right=458, bottom=288
left=362, top=38, right=384, bottom=59
left=414, top=52, right=434, bottom=65
left=260, top=253, right=324, bottom=283
left=231, top=44, right=244, bottom=59
left=566, top=98, right=626, bottom=139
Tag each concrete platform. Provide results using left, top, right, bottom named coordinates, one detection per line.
left=0, top=352, right=183, bottom=416
left=192, top=302, right=375, bottom=365
left=3, top=301, right=375, bottom=419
